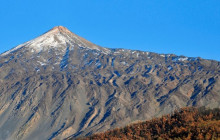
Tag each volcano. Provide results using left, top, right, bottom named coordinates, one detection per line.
left=0, top=26, right=219, bottom=140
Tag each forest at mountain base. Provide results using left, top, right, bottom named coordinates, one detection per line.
left=75, top=107, right=220, bottom=140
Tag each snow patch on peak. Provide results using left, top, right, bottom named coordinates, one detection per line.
left=27, top=33, right=70, bottom=52
left=160, top=54, right=165, bottom=57
left=1, top=44, right=26, bottom=56
left=172, top=56, right=188, bottom=62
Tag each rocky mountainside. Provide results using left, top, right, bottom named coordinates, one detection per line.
left=0, top=26, right=219, bottom=140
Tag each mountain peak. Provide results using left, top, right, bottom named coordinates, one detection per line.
left=49, top=26, right=72, bottom=35
left=52, top=25, right=67, bottom=30
left=1, top=26, right=109, bottom=56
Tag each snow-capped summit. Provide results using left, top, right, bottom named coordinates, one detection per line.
left=2, top=26, right=108, bottom=56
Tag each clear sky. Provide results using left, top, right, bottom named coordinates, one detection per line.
left=0, top=0, right=220, bottom=61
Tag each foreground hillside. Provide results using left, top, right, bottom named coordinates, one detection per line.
left=78, top=107, right=220, bottom=140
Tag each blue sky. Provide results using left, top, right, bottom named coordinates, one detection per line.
left=0, top=0, right=220, bottom=61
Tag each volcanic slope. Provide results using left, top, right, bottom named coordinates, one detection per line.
left=0, top=26, right=219, bottom=140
